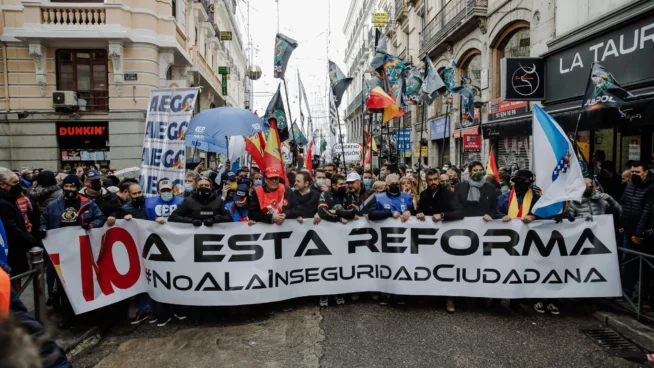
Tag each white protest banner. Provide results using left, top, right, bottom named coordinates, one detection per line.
left=333, top=143, right=361, bottom=162
left=43, top=215, right=621, bottom=314
left=139, top=88, right=199, bottom=197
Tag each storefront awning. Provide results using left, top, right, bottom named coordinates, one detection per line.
left=481, top=87, right=654, bottom=137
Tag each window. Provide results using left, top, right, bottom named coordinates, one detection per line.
left=172, top=0, right=177, bottom=18
left=57, top=50, right=108, bottom=112
left=490, top=21, right=530, bottom=98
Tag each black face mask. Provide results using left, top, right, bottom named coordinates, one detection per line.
left=131, top=196, right=145, bottom=205
left=632, top=174, right=643, bottom=186
left=90, top=180, right=102, bottom=191
left=513, top=181, right=529, bottom=195
left=450, top=178, right=458, bottom=186
left=197, top=187, right=211, bottom=199
left=583, top=188, right=593, bottom=198
left=388, top=183, right=401, bottom=195
left=8, top=184, right=23, bottom=197
left=336, top=186, right=347, bottom=197
left=63, top=189, right=78, bottom=200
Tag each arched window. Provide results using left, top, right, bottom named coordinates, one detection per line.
left=491, top=21, right=530, bottom=97
left=459, top=49, right=482, bottom=123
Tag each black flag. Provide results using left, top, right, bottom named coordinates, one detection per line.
left=328, top=61, right=353, bottom=108
left=582, top=63, right=630, bottom=112
left=265, top=83, right=289, bottom=142
left=274, top=33, right=298, bottom=79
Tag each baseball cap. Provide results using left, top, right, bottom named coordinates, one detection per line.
left=265, top=167, right=281, bottom=178
left=158, top=180, right=173, bottom=191
left=221, top=171, right=236, bottom=181
left=346, top=172, right=362, bottom=183
left=86, top=169, right=103, bottom=181
left=233, top=184, right=249, bottom=204
left=512, top=169, right=533, bottom=181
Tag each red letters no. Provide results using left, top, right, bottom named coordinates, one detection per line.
left=80, top=227, right=141, bottom=302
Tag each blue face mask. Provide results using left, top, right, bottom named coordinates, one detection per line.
left=363, top=179, right=373, bottom=188
left=254, top=179, right=262, bottom=187
left=236, top=201, right=247, bottom=208
left=184, top=183, right=194, bottom=193
left=161, top=192, right=173, bottom=202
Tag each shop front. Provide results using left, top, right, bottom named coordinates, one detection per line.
left=454, top=108, right=481, bottom=167
left=429, top=116, right=450, bottom=167
left=56, top=121, right=110, bottom=171
left=484, top=98, right=532, bottom=170
left=543, top=5, right=654, bottom=171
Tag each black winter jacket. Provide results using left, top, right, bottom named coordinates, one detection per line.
left=454, top=181, right=500, bottom=218
left=416, top=188, right=465, bottom=221
left=318, top=189, right=356, bottom=222
left=80, top=187, right=124, bottom=219
left=295, top=188, right=320, bottom=218
left=169, top=192, right=232, bottom=224
left=0, top=190, right=37, bottom=274
left=620, top=173, right=654, bottom=235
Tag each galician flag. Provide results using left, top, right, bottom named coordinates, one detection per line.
left=531, top=105, right=585, bottom=218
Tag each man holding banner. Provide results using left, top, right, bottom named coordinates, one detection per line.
left=249, top=167, right=301, bottom=225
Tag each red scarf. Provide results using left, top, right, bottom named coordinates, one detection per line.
left=254, top=185, right=286, bottom=214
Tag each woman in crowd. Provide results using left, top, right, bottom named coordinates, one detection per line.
left=28, top=170, right=62, bottom=212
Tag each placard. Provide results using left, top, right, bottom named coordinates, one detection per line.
left=333, top=143, right=362, bottom=162
left=464, top=134, right=481, bottom=152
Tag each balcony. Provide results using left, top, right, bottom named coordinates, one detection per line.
left=347, top=90, right=363, bottom=118
left=395, top=0, right=409, bottom=23
left=41, top=7, right=106, bottom=25
left=419, top=0, right=488, bottom=58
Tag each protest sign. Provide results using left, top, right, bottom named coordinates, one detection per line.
left=333, top=143, right=362, bottom=162
left=140, top=88, right=199, bottom=197
left=43, top=216, right=621, bottom=314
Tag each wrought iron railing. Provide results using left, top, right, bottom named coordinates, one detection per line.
left=9, top=248, right=46, bottom=324
left=420, top=0, right=488, bottom=54
left=611, top=246, right=654, bottom=323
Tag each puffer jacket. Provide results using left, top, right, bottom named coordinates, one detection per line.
left=28, top=184, right=62, bottom=211
left=620, top=173, right=654, bottom=235
left=568, top=192, right=622, bottom=218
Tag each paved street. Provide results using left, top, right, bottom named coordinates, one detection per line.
left=73, top=300, right=642, bottom=368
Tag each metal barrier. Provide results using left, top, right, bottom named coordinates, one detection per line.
left=614, top=246, right=654, bottom=323
left=9, top=247, right=47, bottom=324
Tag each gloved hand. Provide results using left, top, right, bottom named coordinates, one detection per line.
left=585, top=216, right=593, bottom=222
left=39, top=229, right=47, bottom=239
left=81, top=224, right=92, bottom=230
left=192, top=219, right=203, bottom=227
left=553, top=214, right=564, bottom=224
left=203, top=218, right=214, bottom=227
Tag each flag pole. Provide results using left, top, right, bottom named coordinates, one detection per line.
left=572, top=61, right=595, bottom=157
left=335, top=103, right=347, bottom=170
left=361, top=76, right=366, bottom=165
left=281, top=77, right=297, bottom=166
left=417, top=101, right=425, bottom=188
left=441, top=101, right=451, bottom=168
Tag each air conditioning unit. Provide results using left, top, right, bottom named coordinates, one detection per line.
left=53, top=91, right=78, bottom=108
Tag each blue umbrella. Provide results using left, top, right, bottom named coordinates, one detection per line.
left=185, top=107, right=264, bottom=151
left=186, top=136, right=227, bottom=153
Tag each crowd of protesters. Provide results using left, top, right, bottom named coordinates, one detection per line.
left=0, top=152, right=648, bottom=360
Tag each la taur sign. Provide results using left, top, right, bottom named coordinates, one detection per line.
left=501, top=57, right=545, bottom=101
left=545, top=14, right=654, bottom=103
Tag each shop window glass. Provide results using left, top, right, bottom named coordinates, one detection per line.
left=57, top=50, right=108, bottom=112
left=500, top=28, right=530, bottom=59
left=594, top=129, right=615, bottom=162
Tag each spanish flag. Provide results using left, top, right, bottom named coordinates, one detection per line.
left=245, top=132, right=266, bottom=169
left=304, top=141, right=313, bottom=176
left=263, top=120, right=287, bottom=184
left=367, top=86, right=403, bottom=124
left=486, top=144, right=499, bottom=182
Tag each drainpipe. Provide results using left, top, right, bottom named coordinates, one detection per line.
left=2, top=42, right=8, bottom=111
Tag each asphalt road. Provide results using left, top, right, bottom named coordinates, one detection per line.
left=74, top=300, right=643, bottom=368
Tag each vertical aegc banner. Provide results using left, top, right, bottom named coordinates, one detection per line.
left=139, top=88, right=199, bottom=197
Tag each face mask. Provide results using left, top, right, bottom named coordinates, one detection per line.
left=184, top=183, right=194, bottom=193
left=62, top=189, right=77, bottom=200
left=513, top=181, right=529, bottom=194
left=440, top=183, right=450, bottom=191
left=472, top=172, right=484, bottom=181
left=8, top=184, right=23, bottom=197
left=197, top=187, right=211, bottom=199
left=132, top=196, right=145, bottom=205
left=583, top=188, right=593, bottom=198
left=631, top=174, right=643, bottom=186
left=450, top=178, right=458, bottom=186
left=254, top=180, right=262, bottom=187
left=90, top=180, right=102, bottom=191
left=337, top=186, right=347, bottom=197
left=236, top=201, right=247, bottom=208
left=230, top=182, right=237, bottom=191
left=161, top=192, right=173, bottom=202
left=388, top=183, right=401, bottom=195
left=511, top=167, right=519, bottom=173
left=363, top=179, right=373, bottom=188
left=316, top=179, right=326, bottom=187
